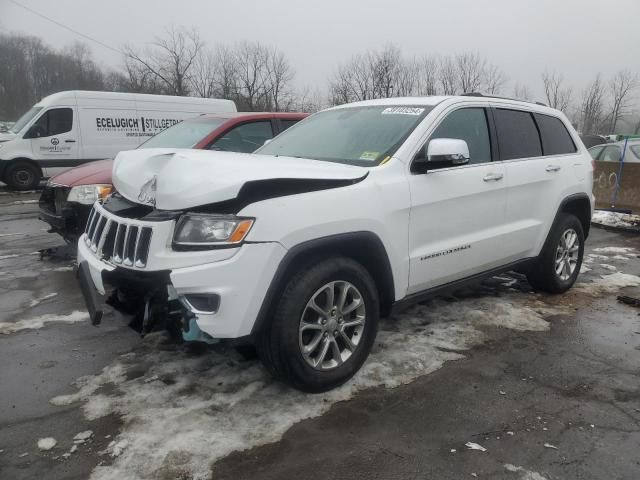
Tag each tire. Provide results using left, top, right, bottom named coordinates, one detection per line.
left=527, top=213, right=584, bottom=293
left=257, top=256, right=380, bottom=393
left=4, top=161, right=41, bottom=190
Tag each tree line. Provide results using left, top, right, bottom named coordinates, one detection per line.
left=1, top=28, right=638, bottom=135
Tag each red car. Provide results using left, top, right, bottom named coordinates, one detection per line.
left=39, top=112, right=308, bottom=242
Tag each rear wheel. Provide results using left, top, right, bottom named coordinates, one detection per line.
left=257, top=257, right=379, bottom=393
left=4, top=161, right=41, bottom=190
left=527, top=213, right=584, bottom=293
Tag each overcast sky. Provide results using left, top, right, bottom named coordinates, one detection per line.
left=2, top=0, right=638, bottom=101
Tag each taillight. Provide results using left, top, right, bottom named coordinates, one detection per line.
left=591, top=159, right=596, bottom=171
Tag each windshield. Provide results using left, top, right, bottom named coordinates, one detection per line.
left=256, top=106, right=432, bottom=166
left=139, top=117, right=225, bottom=149
left=11, top=106, right=43, bottom=133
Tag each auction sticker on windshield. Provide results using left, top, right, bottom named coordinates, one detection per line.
left=381, top=107, right=425, bottom=115
left=359, top=151, right=379, bottom=161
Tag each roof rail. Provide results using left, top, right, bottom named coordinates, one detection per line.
left=461, top=92, right=547, bottom=107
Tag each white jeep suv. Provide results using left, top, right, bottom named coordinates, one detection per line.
left=77, top=95, right=594, bottom=392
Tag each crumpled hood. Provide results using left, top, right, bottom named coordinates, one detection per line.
left=0, top=132, right=16, bottom=142
left=112, top=148, right=369, bottom=210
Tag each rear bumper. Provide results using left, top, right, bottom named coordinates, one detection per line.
left=77, top=237, right=287, bottom=339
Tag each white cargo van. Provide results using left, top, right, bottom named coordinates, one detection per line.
left=0, top=91, right=236, bottom=189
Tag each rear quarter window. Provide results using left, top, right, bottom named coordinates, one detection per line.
left=493, top=109, right=542, bottom=160
left=534, top=113, right=577, bottom=155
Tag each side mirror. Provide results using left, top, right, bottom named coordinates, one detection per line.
left=427, top=138, right=470, bottom=165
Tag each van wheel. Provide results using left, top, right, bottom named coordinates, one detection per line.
left=527, top=213, right=584, bottom=293
left=5, top=161, right=41, bottom=190
left=257, top=257, right=379, bottom=393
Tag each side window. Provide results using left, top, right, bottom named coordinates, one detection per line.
left=29, top=108, right=73, bottom=138
left=534, top=113, right=577, bottom=155
left=494, top=109, right=542, bottom=160
left=209, top=121, right=274, bottom=153
left=588, top=146, right=604, bottom=160
left=601, top=146, right=621, bottom=162
left=279, top=119, right=300, bottom=132
left=425, top=108, right=491, bottom=165
left=630, top=145, right=640, bottom=160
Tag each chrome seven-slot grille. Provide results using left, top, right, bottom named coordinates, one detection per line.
left=84, top=204, right=153, bottom=268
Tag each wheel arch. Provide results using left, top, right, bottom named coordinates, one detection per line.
left=2, top=157, right=43, bottom=183
left=251, top=231, right=396, bottom=336
left=557, top=193, right=592, bottom=239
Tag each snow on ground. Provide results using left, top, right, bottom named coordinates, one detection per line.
left=0, top=311, right=87, bottom=334
left=44, top=255, right=640, bottom=480
left=592, top=211, right=640, bottom=230
left=37, top=437, right=57, bottom=451
left=592, top=246, right=636, bottom=254
left=504, top=463, right=549, bottom=480
left=29, top=292, right=58, bottom=308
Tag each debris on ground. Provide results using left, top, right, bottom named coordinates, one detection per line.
left=617, top=295, right=640, bottom=307
left=73, top=430, right=93, bottom=444
left=543, top=443, right=558, bottom=449
left=465, top=442, right=487, bottom=452
left=37, top=437, right=57, bottom=451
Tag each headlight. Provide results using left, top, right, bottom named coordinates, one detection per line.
left=173, top=214, right=254, bottom=246
left=67, top=184, right=113, bottom=205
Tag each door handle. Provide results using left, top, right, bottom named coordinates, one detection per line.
left=65, top=139, right=76, bottom=143
left=545, top=164, right=561, bottom=172
left=483, top=173, right=504, bottom=182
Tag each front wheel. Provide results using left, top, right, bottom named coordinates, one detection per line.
left=527, top=213, right=584, bottom=293
left=257, top=257, right=379, bottom=393
left=4, top=161, right=41, bottom=190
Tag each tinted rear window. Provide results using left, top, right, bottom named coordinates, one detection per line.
left=534, top=113, right=576, bottom=155
left=494, top=109, right=542, bottom=160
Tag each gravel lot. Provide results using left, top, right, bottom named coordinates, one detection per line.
left=1, top=187, right=639, bottom=480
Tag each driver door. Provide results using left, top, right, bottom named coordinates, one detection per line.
left=28, top=107, right=79, bottom=172
left=407, top=106, right=508, bottom=294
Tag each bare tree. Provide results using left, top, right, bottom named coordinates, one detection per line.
left=235, top=41, right=270, bottom=110
left=265, top=47, right=294, bottom=111
left=416, top=55, right=440, bottom=96
left=190, top=49, right=217, bottom=98
left=439, top=56, right=458, bottom=95
left=210, top=45, right=238, bottom=100
left=513, top=82, right=533, bottom=101
left=580, top=74, right=606, bottom=134
left=541, top=71, right=572, bottom=112
left=607, top=69, right=638, bottom=132
left=124, top=26, right=202, bottom=96
left=456, top=52, right=486, bottom=93
left=580, top=74, right=605, bottom=133
left=483, top=64, right=507, bottom=95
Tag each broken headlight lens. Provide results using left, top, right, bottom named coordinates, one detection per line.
left=173, top=214, right=254, bottom=246
left=67, top=184, right=113, bottom=205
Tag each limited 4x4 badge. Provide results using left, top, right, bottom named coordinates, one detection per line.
left=420, top=244, right=471, bottom=261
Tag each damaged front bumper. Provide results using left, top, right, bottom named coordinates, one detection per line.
left=77, top=234, right=287, bottom=341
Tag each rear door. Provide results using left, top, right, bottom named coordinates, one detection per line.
left=495, top=106, right=579, bottom=260
left=407, top=105, right=508, bottom=293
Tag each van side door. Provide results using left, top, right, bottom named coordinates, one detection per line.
left=24, top=107, right=79, bottom=176
left=494, top=106, right=579, bottom=260
left=407, top=105, right=508, bottom=294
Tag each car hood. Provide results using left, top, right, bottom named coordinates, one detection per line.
left=112, top=148, right=369, bottom=210
left=49, top=159, right=114, bottom=187
left=0, top=132, right=16, bottom=142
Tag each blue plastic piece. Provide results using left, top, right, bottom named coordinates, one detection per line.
left=182, top=317, right=218, bottom=344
